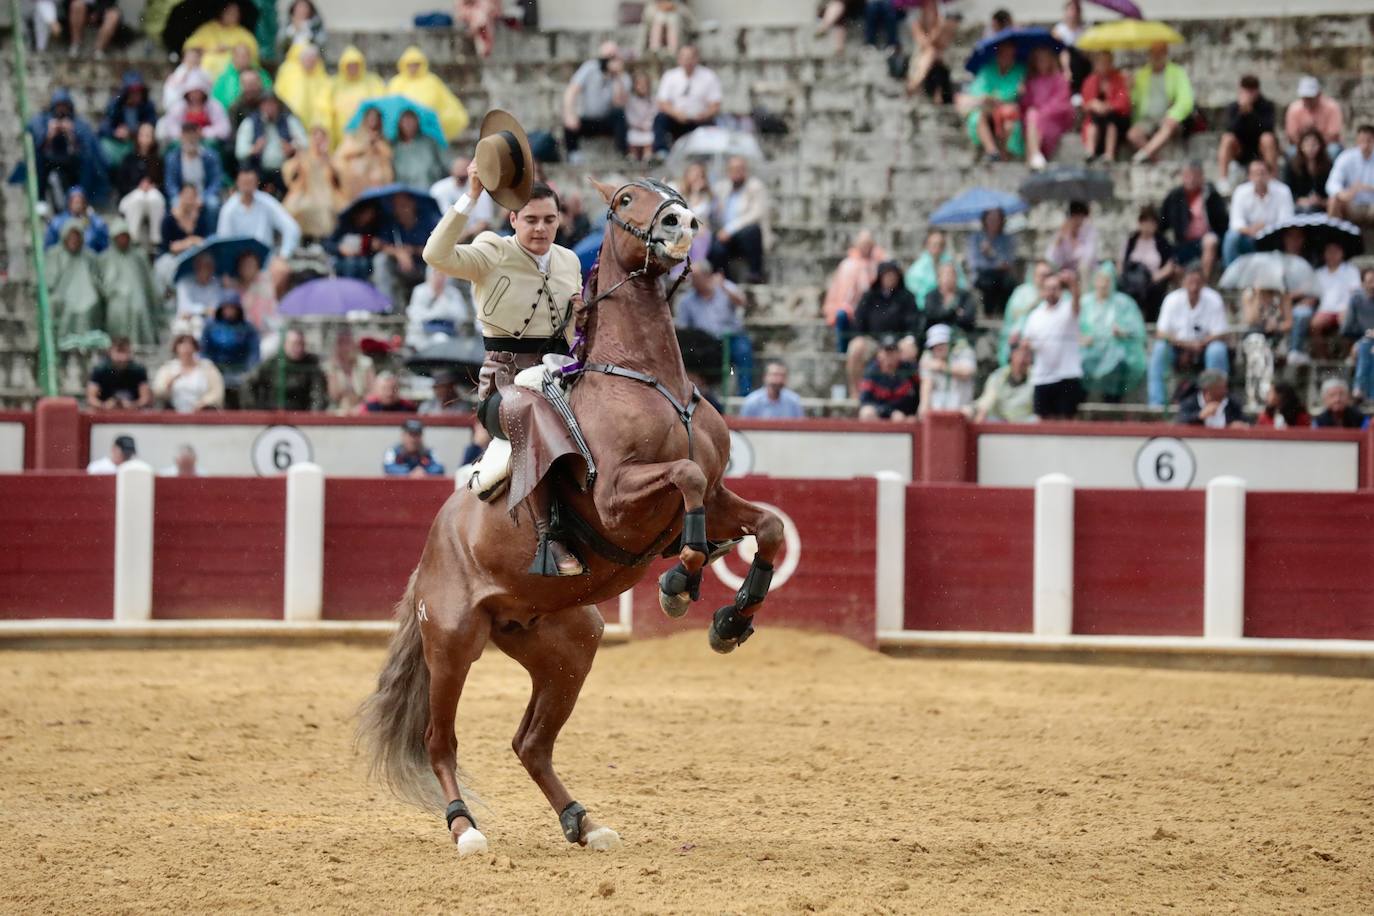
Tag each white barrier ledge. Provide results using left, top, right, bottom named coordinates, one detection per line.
left=114, top=460, right=154, bottom=622
left=876, top=629, right=1374, bottom=658
left=0, top=618, right=631, bottom=643
left=1033, top=473, right=1074, bottom=637
left=874, top=471, right=906, bottom=634
left=1204, top=476, right=1247, bottom=640
left=284, top=463, right=325, bottom=622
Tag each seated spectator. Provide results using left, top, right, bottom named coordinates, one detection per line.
left=972, top=341, right=1035, bottom=423
left=1021, top=46, right=1073, bottom=171
left=455, top=0, right=500, bottom=59
left=861, top=0, right=901, bottom=51
left=967, top=208, right=1017, bottom=317
left=29, top=88, right=107, bottom=207
left=964, top=41, right=1025, bottom=162
left=163, top=48, right=210, bottom=110
left=917, top=324, right=977, bottom=417
left=236, top=94, right=306, bottom=196
left=739, top=361, right=805, bottom=419
left=1223, top=160, right=1293, bottom=268
left=384, top=419, right=446, bottom=477
left=923, top=263, right=977, bottom=336
left=905, top=229, right=966, bottom=306
left=847, top=260, right=920, bottom=397
left=152, top=334, right=226, bottom=413
left=100, top=72, right=157, bottom=169
left=709, top=156, right=771, bottom=284
left=1148, top=266, right=1231, bottom=407
left=392, top=109, right=447, bottom=189
left=157, top=72, right=232, bottom=146
left=1079, top=262, right=1147, bottom=402
left=1045, top=200, right=1098, bottom=277
left=44, top=186, right=109, bottom=252
left=814, top=0, right=861, bottom=56
left=1285, top=76, right=1344, bottom=159
left=825, top=229, right=887, bottom=343
left=213, top=43, right=274, bottom=112
left=244, top=328, right=328, bottom=410
left=115, top=124, right=166, bottom=247
left=31, top=0, right=58, bottom=53
left=626, top=70, right=657, bottom=161
left=61, top=0, right=122, bottom=59
left=652, top=45, right=722, bottom=154
left=164, top=118, right=226, bottom=215
left=1160, top=161, right=1226, bottom=281
left=1255, top=381, right=1310, bottom=429
left=174, top=252, right=224, bottom=337
left=329, top=45, right=384, bottom=145
left=373, top=191, right=431, bottom=308
left=227, top=70, right=270, bottom=131
left=1312, top=378, right=1363, bottom=429
left=98, top=219, right=158, bottom=346
left=1293, top=242, right=1362, bottom=360
left=642, top=0, right=693, bottom=56
left=283, top=126, right=344, bottom=240
left=1284, top=130, right=1334, bottom=215
left=1216, top=75, right=1278, bottom=193
left=331, top=201, right=382, bottom=281
left=1022, top=270, right=1084, bottom=421
left=985, top=7, right=1013, bottom=38
left=218, top=166, right=302, bottom=261
left=906, top=0, right=955, bottom=103
left=333, top=107, right=394, bottom=202
left=160, top=444, right=200, bottom=477
left=675, top=263, right=755, bottom=395
left=275, top=43, right=333, bottom=136
left=1326, top=124, right=1374, bottom=223
left=88, top=436, right=138, bottom=475
left=430, top=158, right=495, bottom=236
left=86, top=338, right=152, bottom=410
left=231, top=250, right=279, bottom=335
left=201, top=295, right=261, bottom=406
left=277, top=0, right=326, bottom=58
left=1081, top=51, right=1131, bottom=163
left=323, top=329, right=376, bottom=414
left=1118, top=205, right=1176, bottom=322
left=418, top=369, right=468, bottom=416
left=998, top=260, right=1054, bottom=365
left=1052, top=0, right=1088, bottom=87
left=1127, top=42, right=1194, bottom=164
left=563, top=41, right=630, bottom=160
left=183, top=1, right=259, bottom=76
left=1175, top=369, right=1248, bottom=427
left=407, top=268, right=473, bottom=349
left=388, top=46, right=469, bottom=140
left=156, top=184, right=215, bottom=287
left=556, top=190, right=593, bottom=249
left=47, top=220, right=104, bottom=338
left=359, top=372, right=417, bottom=414
left=858, top=335, right=919, bottom=422
left=1343, top=267, right=1374, bottom=400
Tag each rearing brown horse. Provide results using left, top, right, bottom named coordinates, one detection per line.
left=358, top=176, right=785, bottom=856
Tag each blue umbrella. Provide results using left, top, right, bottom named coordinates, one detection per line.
left=930, top=188, right=1028, bottom=226
left=172, top=235, right=271, bottom=283
left=335, top=184, right=442, bottom=239
left=345, top=96, right=447, bottom=147
left=964, top=27, right=1063, bottom=75
left=278, top=277, right=392, bottom=316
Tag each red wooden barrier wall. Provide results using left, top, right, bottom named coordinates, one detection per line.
left=0, top=474, right=114, bottom=618
left=904, top=486, right=1033, bottom=632
left=1073, top=490, right=1205, bottom=636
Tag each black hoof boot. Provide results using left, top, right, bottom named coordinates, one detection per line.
left=708, top=605, right=754, bottom=654
left=657, top=562, right=702, bottom=618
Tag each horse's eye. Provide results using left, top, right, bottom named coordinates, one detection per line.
left=620, top=194, right=633, bottom=207
left=662, top=214, right=678, bottom=227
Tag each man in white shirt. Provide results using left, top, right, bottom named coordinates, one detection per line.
left=430, top=157, right=495, bottom=241
left=87, top=435, right=137, bottom=475
left=1148, top=265, right=1231, bottom=406
left=217, top=166, right=301, bottom=259
left=1327, top=124, right=1374, bottom=222
left=1290, top=241, right=1363, bottom=361
left=1222, top=159, right=1293, bottom=268
left=652, top=45, right=722, bottom=154
left=1021, top=270, right=1084, bottom=420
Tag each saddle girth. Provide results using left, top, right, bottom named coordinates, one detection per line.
left=573, top=362, right=702, bottom=458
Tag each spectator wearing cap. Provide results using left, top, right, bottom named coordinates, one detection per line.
left=972, top=342, right=1035, bottom=423
left=739, top=361, right=805, bottom=420
left=201, top=295, right=262, bottom=408
left=1148, top=266, right=1230, bottom=407
left=1159, top=161, right=1227, bottom=281
left=675, top=263, right=755, bottom=396
left=359, top=372, right=417, bottom=414
left=1312, top=378, right=1363, bottom=429
left=847, top=260, right=921, bottom=399
left=917, top=324, right=977, bottom=418
left=1021, top=269, right=1084, bottom=420
left=86, top=337, right=152, bottom=410
left=1326, top=124, right=1374, bottom=223
left=1285, top=76, right=1344, bottom=160
left=1223, top=159, right=1294, bottom=268
left=419, top=369, right=469, bottom=416
left=652, top=45, right=722, bottom=154
left=1127, top=41, right=1194, bottom=164
left=1216, top=75, right=1278, bottom=193
left=1175, top=369, right=1248, bottom=428
left=164, top=119, right=226, bottom=217
left=563, top=40, right=631, bottom=160
left=243, top=328, right=328, bottom=410
left=385, top=420, right=447, bottom=477
left=858, top=335, right=920, bottom=422
left=88, top=435, right=138, bottom=475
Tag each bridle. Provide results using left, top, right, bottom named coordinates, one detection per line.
left=587, top=178, right=695, bottom=306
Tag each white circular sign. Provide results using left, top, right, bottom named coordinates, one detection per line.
left=724, top=430, right=754, bottom=478
left=710, top=501, right=801, bottom=591
left=1134, top=437, right=1196, bottom=490
left=252, top=425, right=314, bottom=476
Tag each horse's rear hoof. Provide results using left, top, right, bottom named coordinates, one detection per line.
left=708, top=606, right=754, bottom=654
left=455, top=827, right=489, bottom=857
left=659, top=590, right=692, bottom=618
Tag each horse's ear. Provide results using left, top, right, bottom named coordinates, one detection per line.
left=588, top=177, right=617, bottom=204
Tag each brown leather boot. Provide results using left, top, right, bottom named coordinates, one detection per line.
left=527, top=487, right=583, bottom=577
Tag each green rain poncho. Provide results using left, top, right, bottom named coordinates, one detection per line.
left=98, top=219, right=160, bottom=346
left=46, top=221, right=105, bottom=339
left=1078, top=262, right=1147, bottom=400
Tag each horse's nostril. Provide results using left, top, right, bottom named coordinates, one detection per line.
left=662, top=214, right=678, bottom=227
left=690, top=219, right=699, bottom=231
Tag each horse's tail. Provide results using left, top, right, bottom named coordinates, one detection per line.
left=355, top=567, right=443, bottom=812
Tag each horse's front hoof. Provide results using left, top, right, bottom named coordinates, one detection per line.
left=658, top=590, right=692, bottom=618
left=657, top=564, right=699, bottom=618
left=455, top=826, right=489, bottom=857
left=583, top=826, right=622, bottom=851
left=708, top=606, right=754, bottom=654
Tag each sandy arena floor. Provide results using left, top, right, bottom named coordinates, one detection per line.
left=1, top=630, right=1371, bottom=915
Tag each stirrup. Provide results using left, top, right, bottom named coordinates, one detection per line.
left=529, top=535, right=584, bottom=577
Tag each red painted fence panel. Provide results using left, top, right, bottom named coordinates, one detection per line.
left=1073, top=490, right=1205, bottom=636
left=904, top=485, right=1033, bottom=632
left=0, top=474, right=115, bottom=618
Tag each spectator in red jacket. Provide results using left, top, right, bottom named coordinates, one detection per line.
left=358, top=372, right=417, bottom=414
left=1081, top=52, right=1131, bottom=163
left=858, top=335, right=919, bottom=422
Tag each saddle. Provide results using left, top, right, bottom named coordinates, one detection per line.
left=499, top=360, right=594, bottom=513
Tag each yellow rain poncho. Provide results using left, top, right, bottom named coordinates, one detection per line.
left=182, top=17, right=259, bottom=79
left=330, top=46, right=386, bottom=146
left=386, top=46, right=469, bottom=140
left=275, top=43, right=334, bottom=133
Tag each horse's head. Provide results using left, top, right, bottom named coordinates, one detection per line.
left=590, top=176, right=700, bottom=275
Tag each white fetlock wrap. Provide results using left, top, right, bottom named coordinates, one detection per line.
left=468, top=437, right=512, bottom=495
left=583, top=826, right=622, bottom=851
left=456, top=827, right=489, bottom=857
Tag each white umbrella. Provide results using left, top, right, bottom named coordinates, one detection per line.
left=665, top=127, right=764, bottom=173
left=1219, top=253, right=1318, bottom=296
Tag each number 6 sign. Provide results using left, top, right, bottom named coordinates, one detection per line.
left=251, top=425, right=314, bottom=476
left=1133, top=437, right=1197, bottom=489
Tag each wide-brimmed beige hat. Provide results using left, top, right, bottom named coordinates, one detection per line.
left=475, top=109, right=534, bottom=212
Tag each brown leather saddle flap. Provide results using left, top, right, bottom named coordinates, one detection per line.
left=500, top=387, right=592, bottom=513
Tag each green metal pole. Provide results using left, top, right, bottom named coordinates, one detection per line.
left=9, top=0, right=58, bottom=397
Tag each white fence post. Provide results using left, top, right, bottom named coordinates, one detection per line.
left=113, top=460, right=154, bottom=622
left=1033, top=473, right=1074, bottom=637
left=874, top=471, right=907, bottom=635
left=284, top=462, right=325, bottom=621
left=1204, top=476, right=1246, bottom=640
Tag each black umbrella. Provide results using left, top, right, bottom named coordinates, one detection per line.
left=1019, top=167, right=1115, bottom=205
left=405, top=337, right=487, bottom=384
left=1255, top=213, right=1363, bottom=263
left=163, top=0, right=259, bottom=54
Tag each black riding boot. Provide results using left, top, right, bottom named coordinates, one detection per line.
left=527, top=485, right=584, bottom=577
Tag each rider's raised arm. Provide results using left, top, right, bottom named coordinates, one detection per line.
left=423, top=197, right=501, bottom=282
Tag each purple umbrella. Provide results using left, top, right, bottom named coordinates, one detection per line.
left=1088, top=0, right=1144, bottom=19
left=278, top=277, right=393, bottom=316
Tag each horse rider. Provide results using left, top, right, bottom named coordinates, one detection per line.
left=422, top=110, right=585, bottom=577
